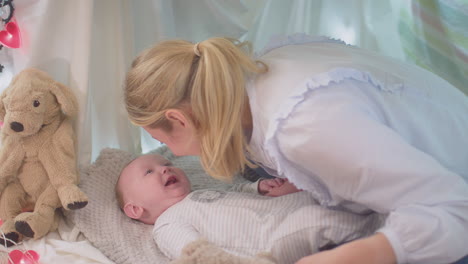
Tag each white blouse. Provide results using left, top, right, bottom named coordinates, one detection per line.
left=247, top=35, right=468, bottom=264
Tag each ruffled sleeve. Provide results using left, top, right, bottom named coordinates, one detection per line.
left=254, top=33, right=348, bottom=58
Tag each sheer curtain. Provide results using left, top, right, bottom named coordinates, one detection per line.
left=6, top=0, right=139, bottom=165
left=1, top=0, right=466, bottom=166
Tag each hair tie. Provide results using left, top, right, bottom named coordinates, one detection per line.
left=193, top=43, right=201, bottom=57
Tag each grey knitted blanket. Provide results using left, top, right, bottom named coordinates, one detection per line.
left=66, top=147, right=245, bottom=264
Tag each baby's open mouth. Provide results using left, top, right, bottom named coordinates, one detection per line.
left=165, top=176, right=178, bottom=186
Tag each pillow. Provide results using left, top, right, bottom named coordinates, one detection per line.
left=66, top=146, right=248, bottom=264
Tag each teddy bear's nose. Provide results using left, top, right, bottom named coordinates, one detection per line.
left=10, top=122, right=24, bottom=132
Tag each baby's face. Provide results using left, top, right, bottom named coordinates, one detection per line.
left=119, top=154, right=191, bottom=217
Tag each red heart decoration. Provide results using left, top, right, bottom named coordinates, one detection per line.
left=0, top=21, right=22, bottom=49
left=8, top=250, right=40, bottom=264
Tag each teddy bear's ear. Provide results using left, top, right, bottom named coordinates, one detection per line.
left=0, top=88, right=8, bottom=122
left=50, top=81, right=79, bottom=118
left=0, top=72, right=21, bottom=122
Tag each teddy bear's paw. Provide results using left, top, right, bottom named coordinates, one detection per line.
left=14, top=211, right=55, bottom=239
left=57, top=185, right=89, bottom=210
left=15, top=221, right=35, bottom=238
left=67, top=201, right=88, bottom=210
left=173, top=239, right=275, bottom=264
left=172, top=239, right=279, bottom=264
left=171, top=239, right=230, bottom=264
left=0, top=231, right=20, bottom=247
left=254, top=252, right=278, bottom=264
left=0, top=219, right=22, bottom=247
left=180, top=239, right=212, bottom=257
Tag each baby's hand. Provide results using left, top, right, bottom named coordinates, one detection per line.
left=258, top=178, right=302, bottom=197
left=258, top=178, right=285, bottom=195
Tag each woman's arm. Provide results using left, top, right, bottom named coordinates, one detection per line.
left=296, top=233, right=396, bottom=264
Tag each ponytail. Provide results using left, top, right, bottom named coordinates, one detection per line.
left=192, top=38, right=266, bottom=179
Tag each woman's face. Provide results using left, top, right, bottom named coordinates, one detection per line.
left=144, top=125, right=201, bottom=156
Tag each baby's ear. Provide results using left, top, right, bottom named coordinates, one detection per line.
left=123, top=203, right=144, bottom=220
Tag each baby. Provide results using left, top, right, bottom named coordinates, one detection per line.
left=116, top=154, right=383, bottom=263
left=115, top=153, right=300, bottom=225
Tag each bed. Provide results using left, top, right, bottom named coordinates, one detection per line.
left=1, top=145, right=385, bottom=264
left=0, top=146, right=260, bottom=264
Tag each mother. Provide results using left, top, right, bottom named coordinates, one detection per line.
left=124, top=35, right=468, bottom=264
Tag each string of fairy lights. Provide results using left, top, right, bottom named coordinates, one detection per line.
left=0, top=3, right=38, bottom=263
left=0, top=0, right=17, bottom=73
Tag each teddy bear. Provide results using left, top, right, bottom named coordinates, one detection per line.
left=0, top=68, right=88, bottom=247
left=170, top=239, right=278, bottom=264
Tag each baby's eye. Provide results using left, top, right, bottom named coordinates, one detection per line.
left=164, top=162, right=172, bottom=166
left=145, top=169, right=153, bottom=175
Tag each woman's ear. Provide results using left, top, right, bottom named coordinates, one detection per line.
left=165, top=109, right=189, bottom=128
left=123, top=203, right=144, bottom=220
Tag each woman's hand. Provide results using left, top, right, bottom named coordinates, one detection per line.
left=258, top=178, right=302, bottom=197
left=296, top=233, right=396, bottom=264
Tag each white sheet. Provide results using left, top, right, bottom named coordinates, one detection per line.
left=1, top=218, right=114, bottom=264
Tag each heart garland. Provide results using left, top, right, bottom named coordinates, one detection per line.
left=8, top=250, right=40, bottom=264
left=0, top=20, right=21, bottom=48
left=0, top=0, right=18, bottom=73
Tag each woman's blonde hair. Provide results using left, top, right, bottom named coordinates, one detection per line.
left=124, top=37, right=267, bottom=180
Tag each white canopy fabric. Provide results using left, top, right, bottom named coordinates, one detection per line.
left=1, top=0, right=466, bottom=165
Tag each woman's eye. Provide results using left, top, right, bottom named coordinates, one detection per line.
left=145, top=169, right=153, bottom=175
left=33, top=100, right=40, bottom=107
